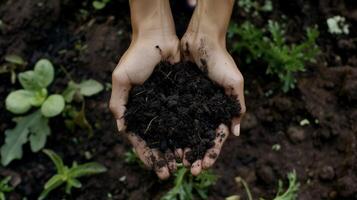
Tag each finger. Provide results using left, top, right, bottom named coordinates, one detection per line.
left=165, top=150, right=177, bottom=173
left=223, top=74, right=246, bottom=137
left=191, top=160, right=202, bottom=176
left=174, top=148, right=183, bottom=162
left=202, top=124, right=229, bottom=169
left=110, top=69, right=132, bottom=133
left=152, top=149, right=170, bottom=180
left=182, top=148, right=192, bottom=167
left=127, top=133, right=170, bottom=179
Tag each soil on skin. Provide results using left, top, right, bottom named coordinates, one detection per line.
left=0, top=0, right=357, bottom=199
left=125, top=62, right=240, bottom=163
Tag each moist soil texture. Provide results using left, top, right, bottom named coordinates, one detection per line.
left=0, top=0, right=357, bottom=200
left=125, top=62, right=241, bottom=163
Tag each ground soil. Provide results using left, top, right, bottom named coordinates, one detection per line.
left=125, top=62, right=240, bottom=163
left=0, top=0, right=356, bottom=200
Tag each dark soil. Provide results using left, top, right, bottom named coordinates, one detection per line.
left=125, top=62, right=240, bottom=163
left=0, top=0, right=356, bottom=200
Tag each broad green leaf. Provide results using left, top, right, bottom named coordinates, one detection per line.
left=34, top=59, right=54, bottom=88
left=5, top=90, right=34, bottom=114
left=29, top=117, right=50, bottom=152
left=92, top=1, right=106, bottom=10
left=18, top=71, right=41, bottom=91
left=5, top=54, right=25, bottom=65
left=41, top=94, right=65, bottom=117
left=79, top=79, right=104, bottom=96
left=39, top=174, right=64, bottom=200
left=68, top=162, right=107, bottom=178
left=62, top=81, right=79, bottom=103
left=43, top=149, right=65, bottom=174
left=1, top=111, right=42, bottom=166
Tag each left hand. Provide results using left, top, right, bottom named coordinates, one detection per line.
left=180, top=31, right=246, bottom=176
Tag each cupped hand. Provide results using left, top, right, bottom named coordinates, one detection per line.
left=110, top=34, right=180, bottom=180
left=180, top=32, right=246, bottom=176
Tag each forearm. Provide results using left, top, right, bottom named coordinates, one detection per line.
left=187, top=0, right=235, bottom=41
left=129, top=0, right=176, bottom=38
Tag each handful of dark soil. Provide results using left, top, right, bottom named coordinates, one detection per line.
left=125, top=62, right=240, bottom=163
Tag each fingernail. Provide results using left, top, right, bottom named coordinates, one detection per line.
left=233, top=124, right=240, bottom=136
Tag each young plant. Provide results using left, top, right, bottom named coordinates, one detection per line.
left=92, top=0, right=111, bottom=10
left=1, top=59, right=64, bottom=166
left=228, top=21, right=320, bottom=92
left=238, top=0, right=273, bottom=15
left=226, top=170, right=300, bottom=200
left=161, top=165, right=217, bottom=200
left=0, top=176, right=13, bottom=200
left=0, top=54, right=26, bottom=84
left=39, top=149, right=107, bottom=200
left=62, top=79, right=103, bottom=136
left=1, top=59, right=104, bottom=166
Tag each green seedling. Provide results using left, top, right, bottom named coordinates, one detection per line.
left=0, top=54, right=26, bottom=84
left=92, top=0, right=111, bottom=10
left=161, top=165, right=217, bottom=200
left=62, top=79, right=103, bottom=136
left=0, top=176, right=13, bottom=200
left=39, top=149, right=107, bottom=200
left=272, top=171, right=300, bottom=200
left=1, top=59, right=64, bottom=166
left=226, top=171, right=299, bottom=200
left=124, top=149, right=143, bottom=166
left=228, top=21, right=320, bottom=92
left=1, top=58, right=104, bottom=166
left=238, top=0, right=273, bottom=15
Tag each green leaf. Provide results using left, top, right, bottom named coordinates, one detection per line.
left=79, top=79, right=104, bottom=96
left=1, top=111, right=42, bottom=166
left=92, top=1, right=106, bottom=10
left=5, top=90, right=34, bottom=114
left=62, top=81, right=79, bottom=103
left=41, top=94, right=65, bottom=117
left=68, top=162, right=107, bottom=178
left=18, top=71, right=41, bottom=91
left=5, top=54, right=25, bottom=65
left=73, top=104, right=93, bottom=137
left=29, top=117, right=50, bottom=152
left=34, top=59, right=54, bottom=88
left=43, top=149, right=65, bottom=174
left=68, top=178, right=82, bottom=188
left=39, top=174, right=64, bottom=200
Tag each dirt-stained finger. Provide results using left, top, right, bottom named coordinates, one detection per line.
left=182, top=148, right=192, bottom=167
left=165, top=150, right=177, bottom=173
left=191, top=160, right=202, bottom=176
left=202, top=124, right=229, bottom=169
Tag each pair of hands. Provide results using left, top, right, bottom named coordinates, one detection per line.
left=110, top=30, right=246, bottom=180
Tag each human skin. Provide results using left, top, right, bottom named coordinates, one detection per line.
left=110, top=0, right=245, bottom=179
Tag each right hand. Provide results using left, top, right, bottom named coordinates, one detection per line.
left=110, top=33, right=180, bottom=180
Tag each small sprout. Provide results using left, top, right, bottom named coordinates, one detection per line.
left=327, top=16, right=349, bottom=35
left=272, top=144, right=281, bottom=151
left=161, top=165, right=217, bottom=200
left=39, top=149, right=107, bottom=200
left=274, top=171, right=300, bottom=200
left=0, top=176, right=14, bottom=200
left=92, top=0, right=111, bottom=10
left=314, top=119, right=319, bottom=124
left=299, top=119, right=310, bottom=126
left=228, top=171, right=299, bottom=200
